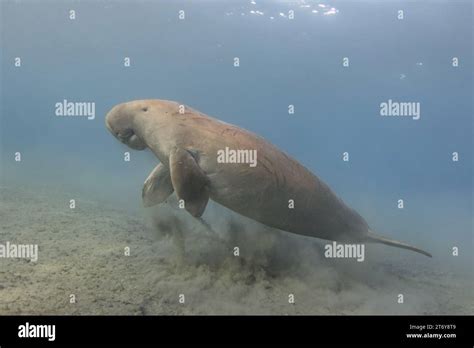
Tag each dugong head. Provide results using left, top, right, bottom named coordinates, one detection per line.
left=105, top=101, right=148, bottom=150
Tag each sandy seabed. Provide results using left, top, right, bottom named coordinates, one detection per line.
left=0, top=186, right=472, bottom=315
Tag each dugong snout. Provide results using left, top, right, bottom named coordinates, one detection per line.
left=105, top=104, right=147, bottom=150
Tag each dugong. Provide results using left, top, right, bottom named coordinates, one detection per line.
left=105, top=100, right=432, bottom=257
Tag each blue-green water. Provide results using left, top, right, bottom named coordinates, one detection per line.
left=1, top=1, right=472, bottom=275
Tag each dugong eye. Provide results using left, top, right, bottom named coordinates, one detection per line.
left=142, top=107, right=148, bottom=112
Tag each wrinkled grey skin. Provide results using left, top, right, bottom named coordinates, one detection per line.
left=105, top=99, right=431, bottom=257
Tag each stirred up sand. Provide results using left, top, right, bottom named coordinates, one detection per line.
left=0, top=186, right=472, bottom=315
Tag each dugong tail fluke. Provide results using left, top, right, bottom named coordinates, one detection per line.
left=366, top=231, right=432, bottom=257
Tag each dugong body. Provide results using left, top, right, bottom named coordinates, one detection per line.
left=106, top=99, right=431, bottom=257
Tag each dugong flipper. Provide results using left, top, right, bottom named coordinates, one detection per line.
left=169, top=147, right=210, bottom=217
left=106, top=99, right=432, bottom=258
left=142, top=163, right=174, bottom=207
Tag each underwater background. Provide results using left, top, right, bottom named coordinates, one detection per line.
left=0, top=0, right=472, bottom=314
